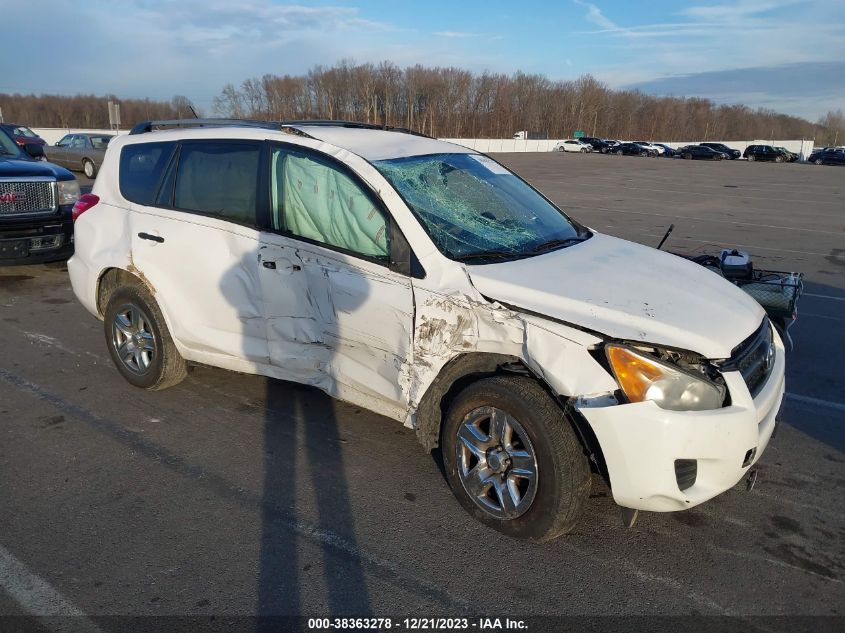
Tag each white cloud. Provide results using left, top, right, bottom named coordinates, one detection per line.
left=434, top=31, right=486, bottom=38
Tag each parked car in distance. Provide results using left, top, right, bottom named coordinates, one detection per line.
left=0, top=126, right=79, bottom=263
left=773, top=147, right=798, bottom=162
left=700, top=143, right=741, bottom=159
left=675, top=145, right=725, bottom=161
left=600, top=139, right=621, bottom=153
left=743, top=144, right=786, bottom=162
left=578, top=137, right=613, bottom=153
left=554, top=139, right=593, bottom=153
left=632, top=141, right=664, bottom=155
left=613, top=142, right=656, bottom=157
left=0, top=123, right=47, bottom=148
left=68, top=119, right=784, bottom=541
left=46, top=133, right=114, bottom=178
left=653, top=143, right=677, bottom=157
left=807, top=149, right=845, bottom=165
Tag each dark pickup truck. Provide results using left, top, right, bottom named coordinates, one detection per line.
left=1, top=128, right=79, bottom=264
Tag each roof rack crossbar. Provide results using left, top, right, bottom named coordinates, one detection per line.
left=129, top=118, right=432, bottom=138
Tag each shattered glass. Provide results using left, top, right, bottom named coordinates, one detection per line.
left=375, top=153, right=584, bottom=260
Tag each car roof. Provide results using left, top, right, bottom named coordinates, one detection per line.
left=290, top=124, right=474, bottom=160
left=125, top=120, right=475, bottom=161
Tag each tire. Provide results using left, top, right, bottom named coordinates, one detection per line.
left=580, top=148, right=587, bottom=153
left=104, top=284, right=187, bottom=390
left=815, top=158, right=823, bottom=165
left=442, top=376, right=590, bottom=541
left=684, top=153, right=692, bottom=160
left=775, top=155, right=783, bottom=163
left=748, top=154, right=755, bottom=162
left=616, top=150, right=623, bottom=155
left=558, top=147, right=565, bottom=152
left=82, top=159, right=96, bottom=178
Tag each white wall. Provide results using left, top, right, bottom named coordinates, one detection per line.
left=32, top=128, right=816, bottom=160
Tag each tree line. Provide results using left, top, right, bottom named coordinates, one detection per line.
left=2, top=61, right=842, bottom=144
left=0, top=94, right=197, bottom=129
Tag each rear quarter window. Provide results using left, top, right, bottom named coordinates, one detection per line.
left=120, top=142, right=177, bottom=206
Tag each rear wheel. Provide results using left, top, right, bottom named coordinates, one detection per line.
left=558, top=147, right=565, bottom=152
left=104, top=285, right=187, bottom=390
left=616, top=149, right=623, bottom=155
left=748, top=154, right=756, bottom=162
left=684, top=153, right=692, bottom=160
left=82, top=159, right=96, bottom=178
left=442, top=376, right=590, bottom=541
left=815, top=158, right=823, bottom=165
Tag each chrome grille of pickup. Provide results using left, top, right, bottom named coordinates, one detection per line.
left=722, top=319, right=774, bottom=398
left=0, top=180, right=56, bottom=216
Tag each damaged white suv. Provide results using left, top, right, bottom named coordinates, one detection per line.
left=68, top=120, right=784, bottom=541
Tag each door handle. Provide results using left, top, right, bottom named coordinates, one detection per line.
left=138, top=232, right=164, bottom=243
left=262, top=260, right=301, bottom=272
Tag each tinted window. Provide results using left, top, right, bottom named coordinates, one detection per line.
left=270, top=147, right=389, bottom=259
left=120, top=142, right=177, bottom=206
left=173, top=141, right=260, bottom=226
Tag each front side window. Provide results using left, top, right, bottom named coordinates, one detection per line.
left=173, top=141, right=260, bottom=226
left=375, top=153, right=586, bottom=262
left=56, top=135, right=72, bottom=146
left=270, top=147, right=389, bottom=260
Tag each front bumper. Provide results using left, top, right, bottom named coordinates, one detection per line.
left=0, top=208, right=74, bottom=265
left=577, top=333, right=785, bottom=512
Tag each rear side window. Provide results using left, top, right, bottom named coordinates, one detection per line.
left=120, top=142, right=177, bottom=206
left=173, top=141, right=260, bottom=226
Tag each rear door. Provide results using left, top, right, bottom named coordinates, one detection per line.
left=258, top=143, right=414, bottom=412
left=124, top=139, right=268, bottom=364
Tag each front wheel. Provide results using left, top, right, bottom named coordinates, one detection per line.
left=104, top=284, right=187, bottom=390
left=616, top=150, right=623, bottom=155
left=442, top=376, right=590, bottom=541
left=580, top=148, right=587, bottom=153
left=684, top=153, right=692, bottom=160
left=82, top=159, right=96, bottom=178
left=775, top=155, right=783, bottom=163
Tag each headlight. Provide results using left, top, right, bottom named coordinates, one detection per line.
left=606, top=344, right=725, bottom=411
left=57, top=180, right=80, bottom=206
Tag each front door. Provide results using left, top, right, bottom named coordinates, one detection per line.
left=260, top=144, right=414, bottom=412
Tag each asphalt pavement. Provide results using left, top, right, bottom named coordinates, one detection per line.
left=0, top=155, right=842, bottom=630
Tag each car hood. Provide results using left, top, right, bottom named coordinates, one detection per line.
left=0, top=155, right=73, bottom=179
left=467, top=233, right=765, bottom=359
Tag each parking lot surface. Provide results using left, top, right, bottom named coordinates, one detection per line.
left=1, top=155, right=843, bottom=627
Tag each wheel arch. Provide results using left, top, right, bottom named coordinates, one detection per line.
left=414, top=352, right=606, bottom=478
left=96, top=266, right=157, bottom=317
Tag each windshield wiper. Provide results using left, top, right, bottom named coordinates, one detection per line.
left=524, top=236, right=588, bottom=254
left=455, top=249, right=522, bottom=263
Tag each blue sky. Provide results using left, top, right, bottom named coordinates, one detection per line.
left=1, top=0, right=843, bottom=120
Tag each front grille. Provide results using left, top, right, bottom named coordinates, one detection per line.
left=675, top=459, right=697, bottom=491
left=722, top=319, right=775, bottom=398
left=0, top=180, right=56, bottom=216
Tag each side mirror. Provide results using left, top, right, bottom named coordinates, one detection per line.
left=24, top=143, right=45, bottom=159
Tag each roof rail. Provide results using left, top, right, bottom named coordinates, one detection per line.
left=128, top=119, right=286, bottom=135
left=129, top=118, right=432, bottom=138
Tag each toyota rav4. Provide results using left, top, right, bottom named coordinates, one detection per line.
left=67, top=120, right=784, bottom=541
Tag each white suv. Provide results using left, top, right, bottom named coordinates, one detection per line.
left=68, top=120, right=784, bottom=540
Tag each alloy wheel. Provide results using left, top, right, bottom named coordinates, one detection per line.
left=455, top=406, right=539, bottom=520
left=111, top=303, right=156, bottom=375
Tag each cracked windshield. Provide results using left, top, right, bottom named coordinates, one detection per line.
left=376, top=153, right=587, bottom=262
